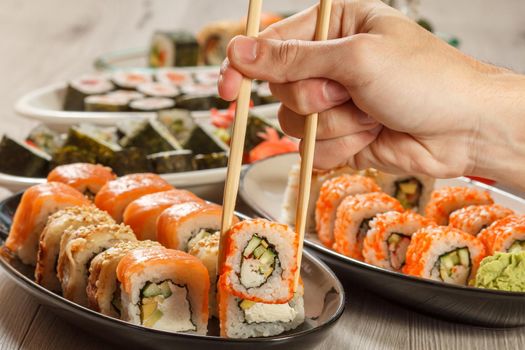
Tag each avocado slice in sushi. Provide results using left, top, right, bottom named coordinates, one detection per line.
left=394, top=178, right=423, bottom=210
left=147, top=150, right=193, bottom=174
left=0, top=135, right=51, bottom=177
left=438, top=247, right=471, bottom=285
left=120, top=119, right=182, bottom=154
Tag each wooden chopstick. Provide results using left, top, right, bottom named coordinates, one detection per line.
left=219, top=0, right=263, bottom=269
left=294, top=0, right=333, bottom=289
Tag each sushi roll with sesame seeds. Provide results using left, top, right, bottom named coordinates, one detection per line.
left=478, top=215, right=525, bottom=255
left=403, top=226, right=486, bottom=286
left=449, top=204, right=514, bottom=236
left=363, top=211, right=435, bottom=271
left=425, top=187, right=494, bottom=225
left=333, top=192, right=404, bottom=260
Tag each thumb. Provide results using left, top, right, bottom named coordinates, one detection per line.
left=227, top=35, right=366, bottom=84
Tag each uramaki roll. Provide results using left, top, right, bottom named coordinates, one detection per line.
left=57, top=223, right=136, bottom=306
left=87, top=240, right=161, bottom=317
left=94, top=173, right=172, bottom=222
left=123, top=189, right=202, bottom=241
left=47, top=163, right=116, bottom=199
left=424, top=186, right=493, bottom=225
left=220, top=219, right=298, bottom=304
left=5, top=182, right=90, bottom=265
left=35, top=205, right=114, bottom=292
left=403, top=226, right=486, bottom=285
left=478, top=215, right=525, bottom=255
left=116, top=246, right=209, bottom=334
left=449, top=204, right=514, bottom=236
left=315, top=174, right=380, bottom=247
left=333, top=192, right=403, bottom=260
left=363, top=211, right=435, bottom=271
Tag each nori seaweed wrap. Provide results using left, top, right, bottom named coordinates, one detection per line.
left=63, top=75, right=114, bottom=111
left=184, top=125, right=226, bottom=155
left=147, top=150, right=193, bottom=174
left=175, top=95, right=229, bottom=111
left=192, top=152, right=228, bottom=170
left=84, top=94, right=130, bottom=112
left=245, top=115, right=283, bottom=152
left=51, top=145, right=98, bottom=168
left=61, top=125, right=122, bottom=165
left=148, top=31, right=199, bottom=68
left=157, top=108, right=195, bottom=145
left=120, top=119, right=182, bottom=154
left=108, top=147, right=151, bottom=176
left=0, top=135, right=51, bottom=177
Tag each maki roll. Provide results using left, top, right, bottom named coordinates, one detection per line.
left=35, top=206, right=114, bottom=292
left=119, top=119, right=182, bottom=154
left=197, top=20, right=244, bottom=65
left=112, top=70, right=152, bottom=90
left=84, top=94, right=130, bottom=112
left=94, top=173, right=172, bottom=222
left=60, top=125, right=122, bottom=165
left=57, top=223, right=136, bottom=306
left=63, top=75, right=114, bottom=111
left=87, top=240, right=161, bottom=317
left=449, top=204, right=514, bottom=236
left=156, top=201, right=227, bottom=251
left=4, top=182, right=90, bottom=265
left=0, top=135, right=51, bottom=177
left=147, top=150, right=194, bottom=174
left=137, top=82, right=179, bottom=99
left=157, top=108, right=195, bottom=144
left=403, top=226, right=486, bottom=286
left=155, top=68, right=193, bottom=86
left=193, top=70, right=220, bottom=85
left=373, top=172, right=435, bottom=212
left=184, top=125, right=227, bottom=155
left=478, top=215, right=525, bottom=255
left=425, top=187, right=494, bottom=225
left=332, top=192, right=404, bottom=259
left=122, top=189, right=202, bottom=241
left=106, top=90, right=145, bottom=103
left=129, top=97, right=175, bottom=112
left=175, top=94, right=229, bottom=111
left=108, top=147, right=152, bottom=176
left=363, top=211, right=434, bottom=271
left=116, top=246, right=209, bottom=333
left=192, top=152, right=228, bottom=170
left=315, top=175, right=380, bottom=247
left=218, top=275, right=305, bottom=338
left=148, top=31, right=199, bottom=68
left=47, top=163, right=116, bottom=198
left=220, top=219, right=298, bottom=304
left=26, top=125, right=64, bottom=155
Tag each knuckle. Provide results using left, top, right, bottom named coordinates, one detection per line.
left=276, top=39, right=300, bottom=69
left=317, top=111, right=338, bottom=139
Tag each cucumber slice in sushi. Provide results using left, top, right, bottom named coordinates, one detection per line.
left=438, top=248, right=470, bottom=285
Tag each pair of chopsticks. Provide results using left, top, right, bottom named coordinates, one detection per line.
left=219, top=0, right=333, bottom=290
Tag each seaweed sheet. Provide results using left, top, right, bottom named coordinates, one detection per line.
left=0, top=136, right=51, bottom=177
left=120, top=119, right=182, bottom=154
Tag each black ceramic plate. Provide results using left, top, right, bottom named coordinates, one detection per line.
left=239, top=152, right=525, bottom=328
left=0, top=193, right=345, bottom=349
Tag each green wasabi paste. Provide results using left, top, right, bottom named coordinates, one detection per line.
left=474, top=251, right=525, bottom=292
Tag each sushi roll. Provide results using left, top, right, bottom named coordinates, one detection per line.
left=192, top=152, right=228, bottom=170
left=57, top=223, right=136, bottom=306
left=116, top=246, right=209, bottom=334
left=373, top=172, right=435, bottom=212
left=148, top=30, right=199, bottom=68
left=217, top=274, right=305, bottom=338
left=175, top=94, right=229, bottom=111
left=119, top=119, right=182, bottom=154
left=109, top=148, right=152, bottom=176
left=449, top=204, right=514, bottom=236
left=156, top=201, right=227, bottom=251
left=112, top=70, right=152, bottom=90
left=26, top=124, right=64, bottom=155
left=86, top=240, right=161, bottom=317
left=155, top=68, right=193, bottom=86
left=129, top=97, right=175, bottom=112
left=403, top=226, right=486, bottom=286
left=35, top=205, right=114, bottom=292
left=106, top=90, right=145, bottom=103
left=47, top=163, right=117, bottom=198
left=315, top=174, right=380, bottom=247
left=63, top=75, right=114, bottom=111
left=5, top=182, right=90, bottom=265
left=425, top=187, right=494, bottom=225
left=84, top=94, right=130, bottom=112
left=94, top=173, right=172, bottom=222
left=197, top=20, right=244, bottom=65
left=332, top=192, right=404, bottom=260
left=193, top=70, right=220, bottom=85
left=363, top=211, right=434, bottom=271
left=478, top=215, right=525, bottom=255
left=0, top=135, right=51, bottom=178
left=220, top=219, right=298, bottom=304
left=137, top=82, right=179, bottom=99
left=188, top=231, right=220, bottom=318
left=122, top=189, right=203, bottom=241
left=147, top=150, right=194, bottom=174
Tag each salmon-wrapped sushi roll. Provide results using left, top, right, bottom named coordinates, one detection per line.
left=87, top=240, right=161, bottom=317
left=47, top=163, right=116, bottom=199
left=57, top=223, right=136, bottom=306
left=403, top=226, right=486, bottom=285
left=221, top=219, right=298, bottom=304
left=478, top=215, right=525, bottom=255
left=123, top=189, right=202, bottom=241
left=157, top=201, right=229, bottom=251
left=372, top=172, right=435, bottom=212
left=218, top=274, right=305, bottom=338
left=333, top=192, right=403, bottom=260
left=363, top=211, right=435, bottom=271
left=424, top=186, right=493, bottom=225
left=449, top=204, right=514, bottom=236
left=116, top=246, right=209, bottom=334
left=5, top=182, right=90, bottom=265
left=35, top=206, right=114, bottom=292
left=94, top=173, right=172, bottom=222
left=316, top=174, right=380, bottom=247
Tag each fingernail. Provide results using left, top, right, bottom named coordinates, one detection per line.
left=233, top=36, right=258, bottom=63
left=324, top=81, right=349, bottom=103
left=357, top=113, right=377, bottom=125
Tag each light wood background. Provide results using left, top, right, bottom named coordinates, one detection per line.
left=0, top=0, right=524, bottom=349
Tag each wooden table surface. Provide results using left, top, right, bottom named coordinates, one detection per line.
left=0, top=0, right=524, bottom=349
